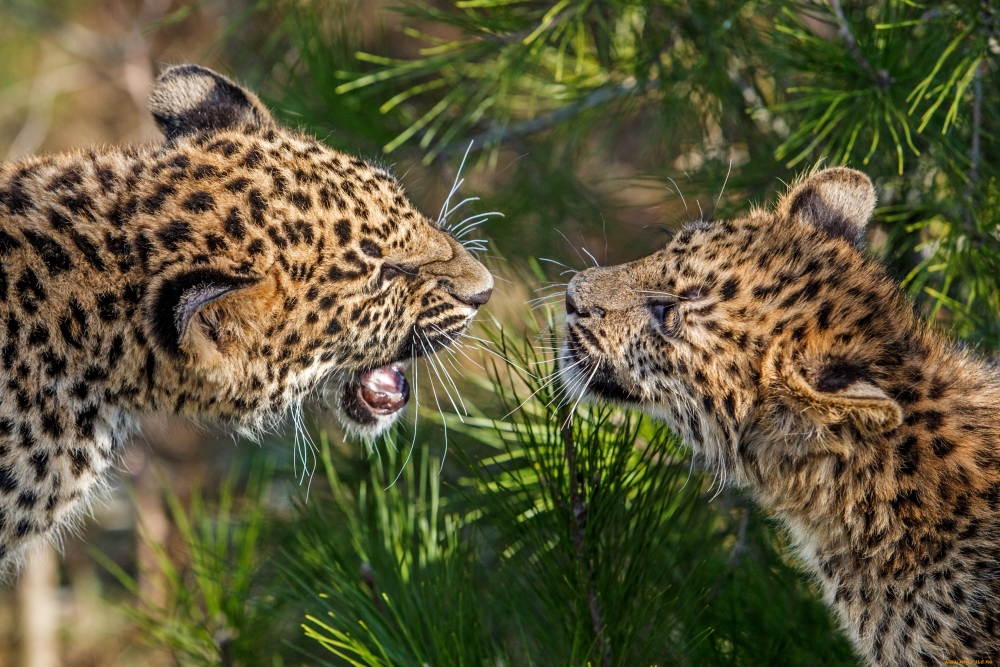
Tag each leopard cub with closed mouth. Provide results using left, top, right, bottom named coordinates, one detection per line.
left=562, top=168, right=999, bottom=666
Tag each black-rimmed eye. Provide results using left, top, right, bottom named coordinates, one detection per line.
left=379, top=264, right=404, bottom=283
left=649, top=301, right=681, bottom=336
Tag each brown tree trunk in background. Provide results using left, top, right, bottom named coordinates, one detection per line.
left=131, top=415, right=203, bottom=608
left=16, top=543, right=60, bottom=667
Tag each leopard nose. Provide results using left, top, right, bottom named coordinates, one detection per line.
left=457, top=288, right=492, bottom=306
left=566, top=291, right=580, bottom=316
left=565, top=290, right=604, bottom=318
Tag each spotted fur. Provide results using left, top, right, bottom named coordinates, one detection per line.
left=0, top=65, right=492, bottom=570
left=563, top=168, right=999, bottom=665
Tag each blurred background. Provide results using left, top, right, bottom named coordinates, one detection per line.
left=0, top=1, right=996, bottom=665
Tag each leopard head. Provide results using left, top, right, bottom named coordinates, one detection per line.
left=562, top=168, right=912, bottom=486
left=138, top=65, right=493, bottom=436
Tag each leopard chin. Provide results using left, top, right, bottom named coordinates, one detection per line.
left=560, top=336, right=642, bottom=407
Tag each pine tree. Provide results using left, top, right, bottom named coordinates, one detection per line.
left=111, top=1, right=999, bottom=665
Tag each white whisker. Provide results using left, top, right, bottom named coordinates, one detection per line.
left=527, top=295, right=566, bottom=306
left=546, top=362, right=588, bottom=409
left=421, top=332, right=466, bottom=420
left=452, top=212, right=503, bottom=236
left=290, top=402, right=318, bottom=499
left=533, top=281, right=570, bottom=291
left=442, top=350, right=480, bottom=391
left=436, top=142, right=474, bottom=229
left=433, top=345, right=470, bottom=416
left=531, top=302, right=563, bottom=312
left=418, top=335, right=451, bottom=472
left=555, top=229, right=591, bottom=270
left=633, top=290, right=685, bottom=299
left=667, top=177, right=688, bottom=212
left=525, top=294, right=565, bottom=307
left=387, top=340, right=420, bottom=488
left=442, top=196, right=479, bottom=225
left=442, top=337, right=488, bottom=371
left=446, top=331, right=538, bottom=380
left=715, top=159, right=733, bottom=213
left=581, top=245, right=600, bottom=268
left=501, top=362, right=579, bottom=420
left=561, top=362, right=600, bottom=428
left=531, top=355, right=573, bottom=365
left=463, top=333, right=498, bottom=347
left=539, top=257, right=577, bottom=271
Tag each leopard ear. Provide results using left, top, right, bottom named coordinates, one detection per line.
left=769, top=351, right=902, bottom=438
left=149, top=64, right=274, bottom=141
left=778, top=167, right=876, bottom=248
left=149, top=269, right=262, bottom=356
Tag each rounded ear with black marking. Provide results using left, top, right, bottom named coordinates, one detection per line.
left=149, top=269, right=262, bottom=357
left=767, top=345, right=902, bottom=439
left=778, top=167, right=876, bottom=248
left=149, top=64, right=275, bottom=141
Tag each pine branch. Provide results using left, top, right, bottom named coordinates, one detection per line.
left=442, top=77, right=652, bottom=156
left=827, top=0, right=891, bottom=91
left=359, top=562, right=385, bottom=615
left=964, top=19, right=988, bottom=229
left=560, top=416, right=611, bottom=667
left=968, top=58, right=983, bottom=196
left=970, top=0, right=998, bottom=186
left=481, top=7, right=575, bottom=44
left=980, top=0, right=999, bottom=39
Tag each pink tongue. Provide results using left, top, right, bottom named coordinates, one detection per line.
left=359, top=365, right=409, bottom=414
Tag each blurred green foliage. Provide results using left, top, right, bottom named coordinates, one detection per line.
left=92, top=462, right=293, bottom=666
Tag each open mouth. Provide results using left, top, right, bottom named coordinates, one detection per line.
left=359, top=364, right=410, bottom=414
left=341, top=363, right=411, bottom=426
left=336, top=322, right=473, bottom=430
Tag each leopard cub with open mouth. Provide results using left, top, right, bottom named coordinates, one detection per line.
left=0, top=64, right=492, bottom=570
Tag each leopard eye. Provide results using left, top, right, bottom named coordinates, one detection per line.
left=649, top=301, right=681, bottom=336
left=378, top=263, right=416, bottom=287
left=380, top=264, right=403, bottom=282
